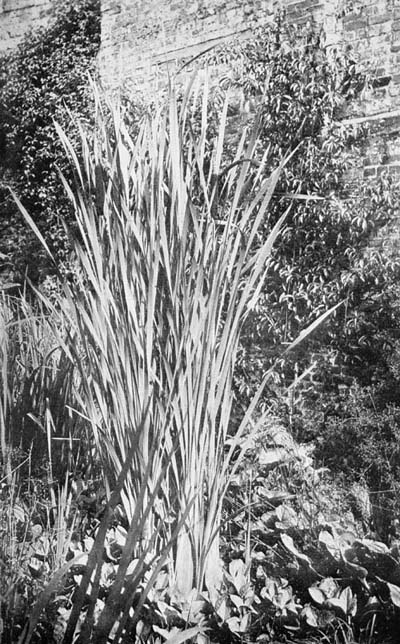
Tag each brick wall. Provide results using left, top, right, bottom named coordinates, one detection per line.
left=99, top=0, right=278, bottom=91
left=99, top=0, right=337, bottom=90
left=99, top=0, right=400, bottom=178
left=2, top=0, right=400, bottom=178
left=0, top=0, right=51, bottom=52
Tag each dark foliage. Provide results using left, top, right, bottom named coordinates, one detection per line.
left=208, top=16, right=400, bottom=402
left=0, top=0, right=101, bottom=285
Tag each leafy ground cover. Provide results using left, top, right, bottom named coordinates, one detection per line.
left=1, top=3, right=400, bottom=644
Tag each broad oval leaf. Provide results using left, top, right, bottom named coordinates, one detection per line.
left=327, top=597, right=347, bottom=615
left=387, top=582, right=400, bottom=608
left=281, top=534, right=311, bottom=565
left=308, top=587, right=326, bottom=605
left=360, top=538, right=389, bottom=555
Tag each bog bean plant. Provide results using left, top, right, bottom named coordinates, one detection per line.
left=1, top=3, right=400, bottom=644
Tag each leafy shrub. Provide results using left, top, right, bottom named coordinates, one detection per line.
left=0, top=0, right=100, bottom=284
left=295, top=381, right=400, bottom=539
left=205, top=15, right=400, bottom=398
left=213, top=420, right=400, bottom=644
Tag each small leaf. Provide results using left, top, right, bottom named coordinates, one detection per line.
left=229, top=559, right=248, bottom=593
left=319, top=530, right=340, bottom=558
left=387, top=582, right=400, bottom=608
left=360, top=538, right=389, bottom=555
left=340, top=587, right=357, bottom=616
left=328, top=596, right=347, bottom=615
left=225, top=616, right=241, bottom=633
left=275, top=505, right=298, bottom=528
left=216, top=597, right=230, bottom=622
left=126, top=559, right=139, bottom=576
left=239, top=613, right=251, bottom=632
left=114, top=525, right=127, bottom=547
left=319, top=577, right=338, bottom=599
left=302, top=604, right=319, bottom=627
left=258, top=447, right=288, bottom=466
left=281, top=534, right=311, bottom=565
left=13, top=504, right=26, bottom=523
left=83, top=536, right=94, bottom=551
left=230, top=594, right=245, bottom=609
left=31, top=525, right=43, bottom=540
left=308, top=587, right=326, bottom=606
left=28, top=557, right=43, bottom=577
left=338, top=531, right=356, bottom=549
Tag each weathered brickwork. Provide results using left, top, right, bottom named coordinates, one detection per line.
left=98, top=0, right=338, bottom=90
left=0, top=0, right=51, bottom=52
left=99, top=0, right=277, bottom=91
left=2, top=0, right=400, bottom=179
left=99, top=0, right=400, bottom=178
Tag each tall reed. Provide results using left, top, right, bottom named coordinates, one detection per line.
left=19, top=79, right=292, bottom=641
left=0, top=292, right=76, bottom=476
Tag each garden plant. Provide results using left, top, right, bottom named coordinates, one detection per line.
left=1, top=3, right=400, bottom=644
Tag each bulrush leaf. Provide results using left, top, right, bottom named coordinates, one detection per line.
left=175, top=529, right=194, bottom=598
left=10, top=189, right=55, bottom=263
left=16, top=76, right=337, bottom=641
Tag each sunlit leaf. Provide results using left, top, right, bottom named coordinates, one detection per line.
left=281, top=534, right=311, bottom=565
left=308, top=587, right=326, bottom=606
left=387, top=581, right=400, bottom=608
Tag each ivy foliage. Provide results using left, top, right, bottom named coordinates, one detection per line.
left=0, top=0, right=100, bottom=284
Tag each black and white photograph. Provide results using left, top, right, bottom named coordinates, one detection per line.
left=1, top=1, right=400, bottom=642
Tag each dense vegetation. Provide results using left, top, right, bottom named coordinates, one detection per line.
left=1, top=3, right=400, bottom=644
left=0, top=0, right=101, bottom=284
left=207, top=19, right=399, bottom=390
left=206, top=20, right=400, bottom=537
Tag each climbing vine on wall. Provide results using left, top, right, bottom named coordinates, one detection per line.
left=200, top=16, right=400, bottom=402
left=0, top=0, right=101, bottom=285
